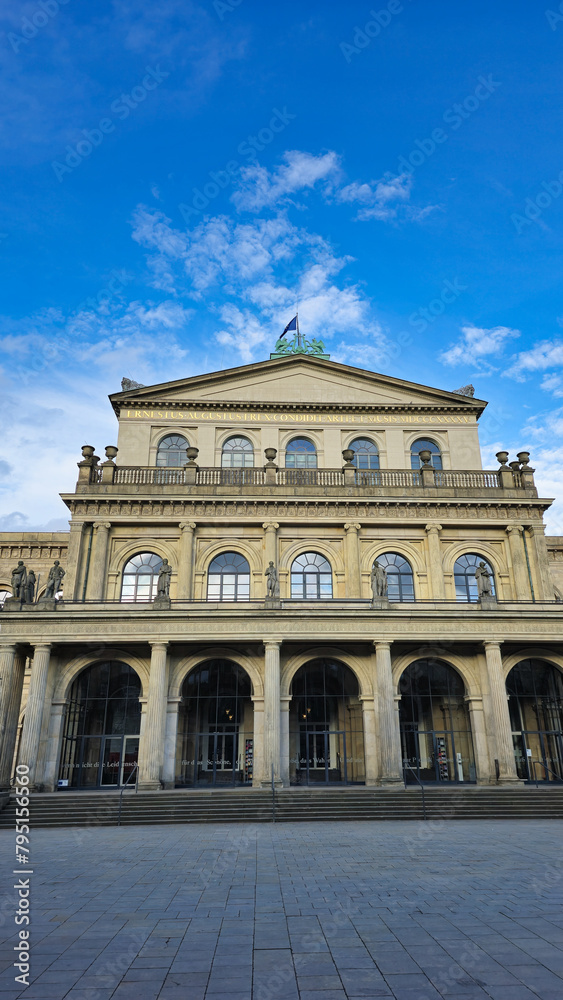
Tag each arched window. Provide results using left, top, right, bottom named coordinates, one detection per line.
left=411, top=438, right=442, bottom=470
left=289, top=659, right=365, bottom=785
left=399, top=659, right=475, bottom=783
left=349, top=438, right=379, bottom=470
left=156, top=434, right=189, bottom=467
left=221, top=436, right=254, bottom=468
left=376, top=553, right=414, bottom=602
left=207, top=552, right=250, bottom=601
left=58, top=661, right=142, bottom=789
left=0, top=590, right=11, bottom=607
left=507, top=660, right=563, bottom=782
left=121, top=553, right=162, bottom=602
left=285, top=438, right=317, bottom=469
left=291, top=552, right=332, bottom=599
left=454, top=553, right=495, bottom=602
left=177, top=659, right=253, bottom=787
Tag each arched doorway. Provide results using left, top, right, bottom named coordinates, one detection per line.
left=399, top=660, right=475, bottom=783
left=58, top=661, right=141, bottom=789
left=507, top=659, right=563, bottom=782
left=289, top=659, right=365, bottom=785
left=176, top=659, right=253, bottom=787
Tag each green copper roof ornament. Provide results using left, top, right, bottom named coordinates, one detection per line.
left=270, top=312, right=330, bottom=360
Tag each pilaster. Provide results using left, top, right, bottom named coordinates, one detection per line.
left=373, top=641, right=403, bottom=785
left=425, top=524, right=445, bottom=599
left=483, top=641, right=520, bottom=783
left=261, top=639, right=283, bottom=787
left=177, top=522, right=196, bottom=599
left=87, top=521, right=112, bottom=601
left=344, top=522, right=362, bottom=598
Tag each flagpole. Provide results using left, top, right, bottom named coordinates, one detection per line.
left=296, top=308, right=302, bottom=348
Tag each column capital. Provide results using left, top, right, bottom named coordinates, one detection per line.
left=373, top=640, right=392, bottom=651
left=425, top=523, right=442, bottom=534
left=179, top=521, right=196, bottom=532
left=33, top=643, right=52, bottom=653
left=483, top=640, right=503, bottom=650
left=263, top=639, right=283, bottom=649
left=149, top=640, right=169, bottom=651
left=68, top=520, right=85, bottom=532
left=262, top=521, right=279, bottom=531
left=93, top=521, right=112, bottom=531
left=344, top=522, right=361, bottom=532
left=506, top=524, right=524, bottom=535
left=0, top=643, right=18, bottom=654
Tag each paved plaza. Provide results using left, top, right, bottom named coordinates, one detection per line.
left=1, top=820, right=563, bottom=1000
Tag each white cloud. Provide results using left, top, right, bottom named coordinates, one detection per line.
left=505, top=339, right=563, bottom=382
left=439, top=325, right=520, bottom=369
left=336, top=172, right=414, bottom=221
left=231, top=151, right=341, bottom=212
left=130, top=207, right=389, bottom=364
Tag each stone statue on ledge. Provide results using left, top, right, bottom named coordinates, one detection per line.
left=371, top=560, right=388, bottom=599
left=11, top=561, right=27, bottom=600
left=157, top=559, right=172, bottom=597
left=370, top=560, right=389, bottom=609
left=475, top=561, right=495, bottom=605
left=45, top=561, right=65, bottom=599
left=265, top=561, right=279, bottom=599
left=25, top=571, right=36, bottom=605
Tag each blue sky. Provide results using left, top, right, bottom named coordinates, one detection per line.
left=2, top=0, right=563, bottom=531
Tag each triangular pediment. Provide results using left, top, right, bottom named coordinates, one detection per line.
left=110, top=355, right=486, bottom=413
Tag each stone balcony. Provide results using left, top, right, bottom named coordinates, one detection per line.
left=75, top=464, right=538, bottom=500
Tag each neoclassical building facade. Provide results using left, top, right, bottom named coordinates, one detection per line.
left=1, top=353, right=563, bottom=794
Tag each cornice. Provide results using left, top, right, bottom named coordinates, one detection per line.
left=61, top=495, right=548, bottom=522
left=115, top=399, right=481, bottom=415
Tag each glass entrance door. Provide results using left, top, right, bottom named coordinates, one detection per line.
left=513, top=731, right=563, bottom=781
left=98, top=735, right=139, bottom=788
left=402, top=728, right=474, bottom=783
left=298, top=729, right=347, bottom=784
left=182, top=728, right=251, bottom=787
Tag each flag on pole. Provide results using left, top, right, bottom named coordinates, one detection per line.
left=281, top=315, right=298, bottom=337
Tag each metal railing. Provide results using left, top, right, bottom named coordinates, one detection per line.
left=531, top=759, right=563, bottom=788
left=117, top=763, right=139, bottom=826
left=94, top=466, right=524, bottom=490
left=403, top=764, right=427, bottom=820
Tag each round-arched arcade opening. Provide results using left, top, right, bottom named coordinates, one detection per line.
left=176, top=659, right=253, bottom=787
left=507, top=659, right=563, bottom=782
left=399, top=659, right=475, bottom=783
left=58, top=661, right=142, bottom=789
left=288, top=658, right=365, bottom=785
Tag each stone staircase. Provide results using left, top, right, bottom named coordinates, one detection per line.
left=1, top=785, right=563, bottom=828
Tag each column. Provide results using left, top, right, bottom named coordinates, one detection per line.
left=505, top=525, right=532, bottom=600
left=43, top=701, right=66, bottom=792
left=0, top=646, right=25, bottom=789
left=360, top=696, right=378, bottom=785
left=61, top=521, right=85, bottom=601
left=177, top=522, right=196, bottom=599
left=87, top=521, right=112, bottom=601
left=161, top=697, right=181, bottom=788
left=252, top=696, right=265, bottom=787
left=280, top=696, right=291, bottom=787
left=527, top=525, right=555, bottom=601
left=373, top=642, right=403, bottom=785
left=138, top=642, right=169, bottom=790
left=425, top=523, right=445, bottom=599
left=18, top=644, right=52, bottom=789
left=465, top=696, right=491, bottom=784
left=263, top=521, right=279, bottom=580
left=344, top=522, right=362, bottom=598
left=483, top=641, right=520, bottom=783
left=261, top=640, right=282, bottom=787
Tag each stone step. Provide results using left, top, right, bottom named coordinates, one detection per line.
left=1, top=786, right=563, bottom=827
